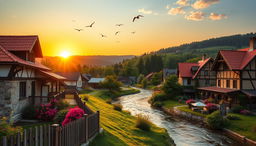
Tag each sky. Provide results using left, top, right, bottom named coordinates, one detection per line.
left=0, top=0, right=256, bottom=56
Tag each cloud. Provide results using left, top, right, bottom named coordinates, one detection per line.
left=166, top=5, right=170, bottom=9
left=176, top=0, right=190, bottom=6
left=185, top=11, right=205, bottom=21
left=138, top=8, right=153, bottom=14
left=168, top=7, right=186, bottom=15
left=192, top=0, right=219, bottom=9
left=209, top=13, right=227, bottom=20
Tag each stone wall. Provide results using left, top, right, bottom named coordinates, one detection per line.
left=0, top=80, right=30, bottom=122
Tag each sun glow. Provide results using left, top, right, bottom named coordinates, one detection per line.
left=60, top=51, right=71, bottom=58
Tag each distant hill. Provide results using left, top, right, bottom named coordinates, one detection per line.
left=157, top=32, right=256, bottom=55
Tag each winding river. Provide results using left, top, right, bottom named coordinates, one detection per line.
left=118, top=88, right=238, bottom=146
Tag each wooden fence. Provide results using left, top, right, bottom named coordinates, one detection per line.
left=1, top=90, right=100, bottom=146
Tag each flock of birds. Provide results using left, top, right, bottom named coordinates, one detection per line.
left=73, top=15, right=144, bottom=39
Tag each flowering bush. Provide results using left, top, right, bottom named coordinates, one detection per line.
left=240, top=110, right=251, bottom=115
left=203, top=99, right=210, bottom=104
left=186, top=99, right=195, bottom=104
left=50, top=98, right=58, bottom=108
left=206, top=103, right=218, bottom=113
left=0, top=117, right=23, bottom=136
left=36, top=104, right=57, bottom=121
left=62, top=107, right=85, bottom=126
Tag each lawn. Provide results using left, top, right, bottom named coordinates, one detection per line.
left=177, top=106, right=206, bottom=117
left=82, top=94, right=174, bottom=146
left=162, top=100, right=185, bottom=109
left=89, top=88, right=140, bottom=100
left=227, top=113, right=256, bottom=141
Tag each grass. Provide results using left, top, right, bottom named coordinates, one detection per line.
left=177, top=106, right=206, bottom=117
left=227, top=113, right=256, bottom=141
left=82, top=94, right=174, bottom=146
left=89, top=88, right=140, bottom=101
left=162, top=100, right=185, bottom=109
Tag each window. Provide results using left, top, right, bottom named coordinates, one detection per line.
left=218, top=80, right=221, bottom=87
left=19, top=82, right=26, bottom=99
left=226, top=80, right=230, bottom=88
left=205, top=80, right=210, bottom=85
left=205, top=71, right=209, bottom=76
left=187, top=79, right=191, bottom=85
left=233, top=80, right=237, bottom=89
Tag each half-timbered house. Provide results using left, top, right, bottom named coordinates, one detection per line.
left=198, top=37, right=256, bottom=109
left=0, top=36, right=66, bottom=121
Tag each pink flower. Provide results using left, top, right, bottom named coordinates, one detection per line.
left=62, top=107, right=85, bottom=126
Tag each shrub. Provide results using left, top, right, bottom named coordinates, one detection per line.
left=206, top=111, right=229, bottom=130
left=186, top=99, right=195, bottom=104
left=0, top=117, right=23, bottom=136
left=36, top=104, right=57, bottom=121
left=162, top=75, right=182, bottom=98
left=62, top=107, right=85, bottom=126
left=150, top=92, right=167, bottom=103
left=205, top=103, right=218, bottom=113
left=106, top=99, right=112, bottom=104
left=100, top=75, right=122, bottom=92
left=230, top=105, right=244, bottom=113
left=54, top=109, right=68, bottom=124
left=226, top=115, right=241, bottom=120
left=22, top=104, right=37, bottom=119
left=56, top=100, right=70, bottom=110
left=240, top=110, right=251, bottom=115
left=253, top=125, right=256, bottom=133
left=135, top=114, right=151, bottom=131
left=113, top=104, right=123, bottom=111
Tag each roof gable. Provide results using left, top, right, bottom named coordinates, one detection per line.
left=178, top=62, right=199, bottom=78
left=192, top=58, right=213, bottom=79
left=56, top=72, right=81, bottom=81
left=0, top=35, right=43, bottom=58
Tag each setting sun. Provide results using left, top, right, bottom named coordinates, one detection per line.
left=60, top=51, right=71, bottom=58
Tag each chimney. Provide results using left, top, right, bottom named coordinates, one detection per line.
left=202, top=54, right=206, bottom=61
left=249, top=37, right=256, bottom=51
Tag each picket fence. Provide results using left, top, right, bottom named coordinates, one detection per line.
left=1, top=91, right=100, bottom=146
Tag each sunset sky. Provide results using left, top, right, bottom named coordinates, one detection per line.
left=0, top=0, right=256, bottom=56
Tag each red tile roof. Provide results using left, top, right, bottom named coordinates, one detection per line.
left=0, top=45, right=50, bottom=70
left=218, top=48, right=256, bottom=70
left=198, top=86, right=239, bottom=93
left=178, top=62, right=199, bottom=78
left=0, top=35, right=43, bottom=57
left=39, top=70, right=66, bottom=80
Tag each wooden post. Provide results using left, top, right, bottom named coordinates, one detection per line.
left=97, top=111, right=100, bottom=133
left=2, top=136, right=7, bottom=146
left=51, top=124, right=61, bottom=146
left=84, top=114, right=88, bottom=142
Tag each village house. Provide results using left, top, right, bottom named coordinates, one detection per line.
left=88, top=77, right=105, bottom=88
left=198, top=38, right=256, bottom=109
left=0, top=35, right=66, bottom=122
left=177, top=55, right=216, bottom=97
left=56, top=72, right=89, bottom=89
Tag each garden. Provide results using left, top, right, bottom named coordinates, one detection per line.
left=0, top=98, right=86, bottom=137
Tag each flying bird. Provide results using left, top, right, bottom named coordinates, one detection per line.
left=100, top=34, right=107, bottom=38
left=74, top=28, right=83, bottom=32
left=131, top=31, right=136, bottom=34
left=116, top=24, right=124, bottom=27
left=115, top=31, right=120, bottom=35
left=86, top=21, right=95, bottom=27
left=133, top=15, right=144, bottom=22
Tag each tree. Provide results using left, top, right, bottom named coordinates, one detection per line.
left=150, top=72, right=162, bottom=86
left=136, top=57, right=146, bottom=74
left=162, top=75, right=182, bottom=99
left=141, top=78, right=148, bottom=89
left=137, top=74, right=145, bottom=84
left=100, top=76, right=122, bottom=92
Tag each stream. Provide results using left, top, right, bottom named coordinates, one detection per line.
left=118, top=88, right=238, bottom=146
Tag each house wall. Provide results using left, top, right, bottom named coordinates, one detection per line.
left=0, top=80, right=33, bottom=122
left=241, top=57, right=256, bottom=90
left=216, top=71, right=240, bottom=89
left=77, top=75, right=82, bottom=88
left=195, top=60, right=216, bottom=87
left=64, top=81, right=77, bottom=86
left=15, top=68, right=35, bottom=78
left=0, top=65, right=11, bottom=77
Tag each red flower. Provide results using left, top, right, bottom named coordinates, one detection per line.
left=62, top=107, right=85, bottom=126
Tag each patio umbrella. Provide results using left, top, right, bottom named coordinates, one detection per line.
left=192, top=102, right=206, bottom=107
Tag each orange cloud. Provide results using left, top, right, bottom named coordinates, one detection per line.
left=209, top=13, right=227, bottom=20
left=176, top=0, right=190, bottom=6
left=192, top=0, right=219, bottom=9
left=185, top=11, right=205, bottom=21
left=168, top=7, right=186, bottom=15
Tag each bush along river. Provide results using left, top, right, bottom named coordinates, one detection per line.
left=117, top=88, right=239, bottom=146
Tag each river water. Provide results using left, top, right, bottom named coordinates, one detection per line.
left=118, top=88, right=238, bottom=146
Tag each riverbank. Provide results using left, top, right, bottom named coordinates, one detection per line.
left=161, top=104, right=256, bottom=145
left=80, top=90, right=175, bottom=146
